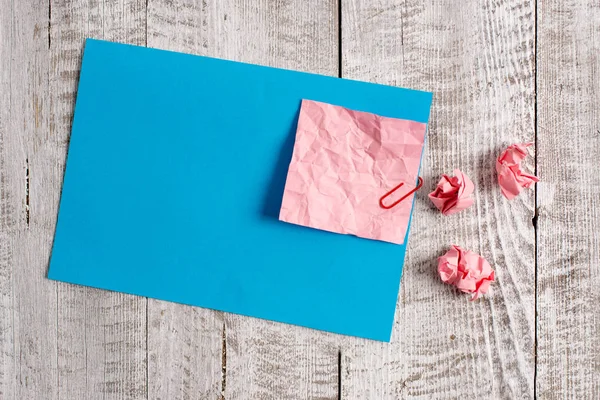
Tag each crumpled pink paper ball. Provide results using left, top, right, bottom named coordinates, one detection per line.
left=438, top=245, right=495, bottom=300
left=428, top=169, right=474, bottom=215
left=496, top=142, right=539, bottom=200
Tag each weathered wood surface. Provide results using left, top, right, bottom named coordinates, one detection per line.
left=0, top=0, right=597, bottom=399
left=1, top=1, right=58, bottom=399
left=536, top=0, right=600, bottom=398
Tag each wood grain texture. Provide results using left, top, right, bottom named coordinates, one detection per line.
left=147, top=301, right=223, bottom=400
left=0, top=0, right=59, bottom=399
left=340, top=0, right=536, bottom=398
left=536, top=0, right=600, bottom=398
left=224, top=319, right=339, bottom=400
left=49, top=0, right=148, bottom=398
left=146, top=1, right=340, bottom=399
left=0, top=2, right=16, bottom=398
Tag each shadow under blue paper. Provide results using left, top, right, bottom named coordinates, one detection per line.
left=261, top=108, right=299, bottom=220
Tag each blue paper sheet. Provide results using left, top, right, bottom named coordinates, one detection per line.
left=48, top=39, right=433, bottom=342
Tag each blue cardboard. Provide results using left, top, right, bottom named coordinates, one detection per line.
left=48, top=39, right=433, bottom=341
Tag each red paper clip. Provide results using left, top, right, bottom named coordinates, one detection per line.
left=379, top=177, right=424, bottom=210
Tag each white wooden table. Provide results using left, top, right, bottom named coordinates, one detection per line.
left=1, top=0, right=598, bottom=399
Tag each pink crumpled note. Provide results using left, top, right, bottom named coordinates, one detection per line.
left=496, top=142, right=539, bottom=200
left=279, top=99, right=427, bottom=245
left=438, top=245, right=495, bottom=300
left=428, top=169, right=474, bottom=215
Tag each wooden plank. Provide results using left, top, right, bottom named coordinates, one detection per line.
left=146, top=1, right=339, bottom=399
left=49, top=1, right=148, bottom=398
left=536, top=0, right=600, bottom=398
left=0, top=1, right=16, bottom=397
left=0, top=0, right=59, bottom=398
left=340, top=0, right=536, bottom=398
left=216, top=3, right=340, bottom=399
left=145, top=2, right=224, bottom=398
left=147, top=302, right=223, bottom=400
left=224, top=319, right=340, bottom=400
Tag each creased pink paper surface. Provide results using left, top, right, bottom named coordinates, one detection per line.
left=496, top=142, right=539, bottom=200
left=438, top=245, right=495, bottom=301
left=279, top=99, right=427, bottom=245
left=428, top=169, right=474, bottom=216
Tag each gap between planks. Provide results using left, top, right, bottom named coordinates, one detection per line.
left=533, top=0, right=539, bottom=398
left=221, top=322, right=226, bottom=400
